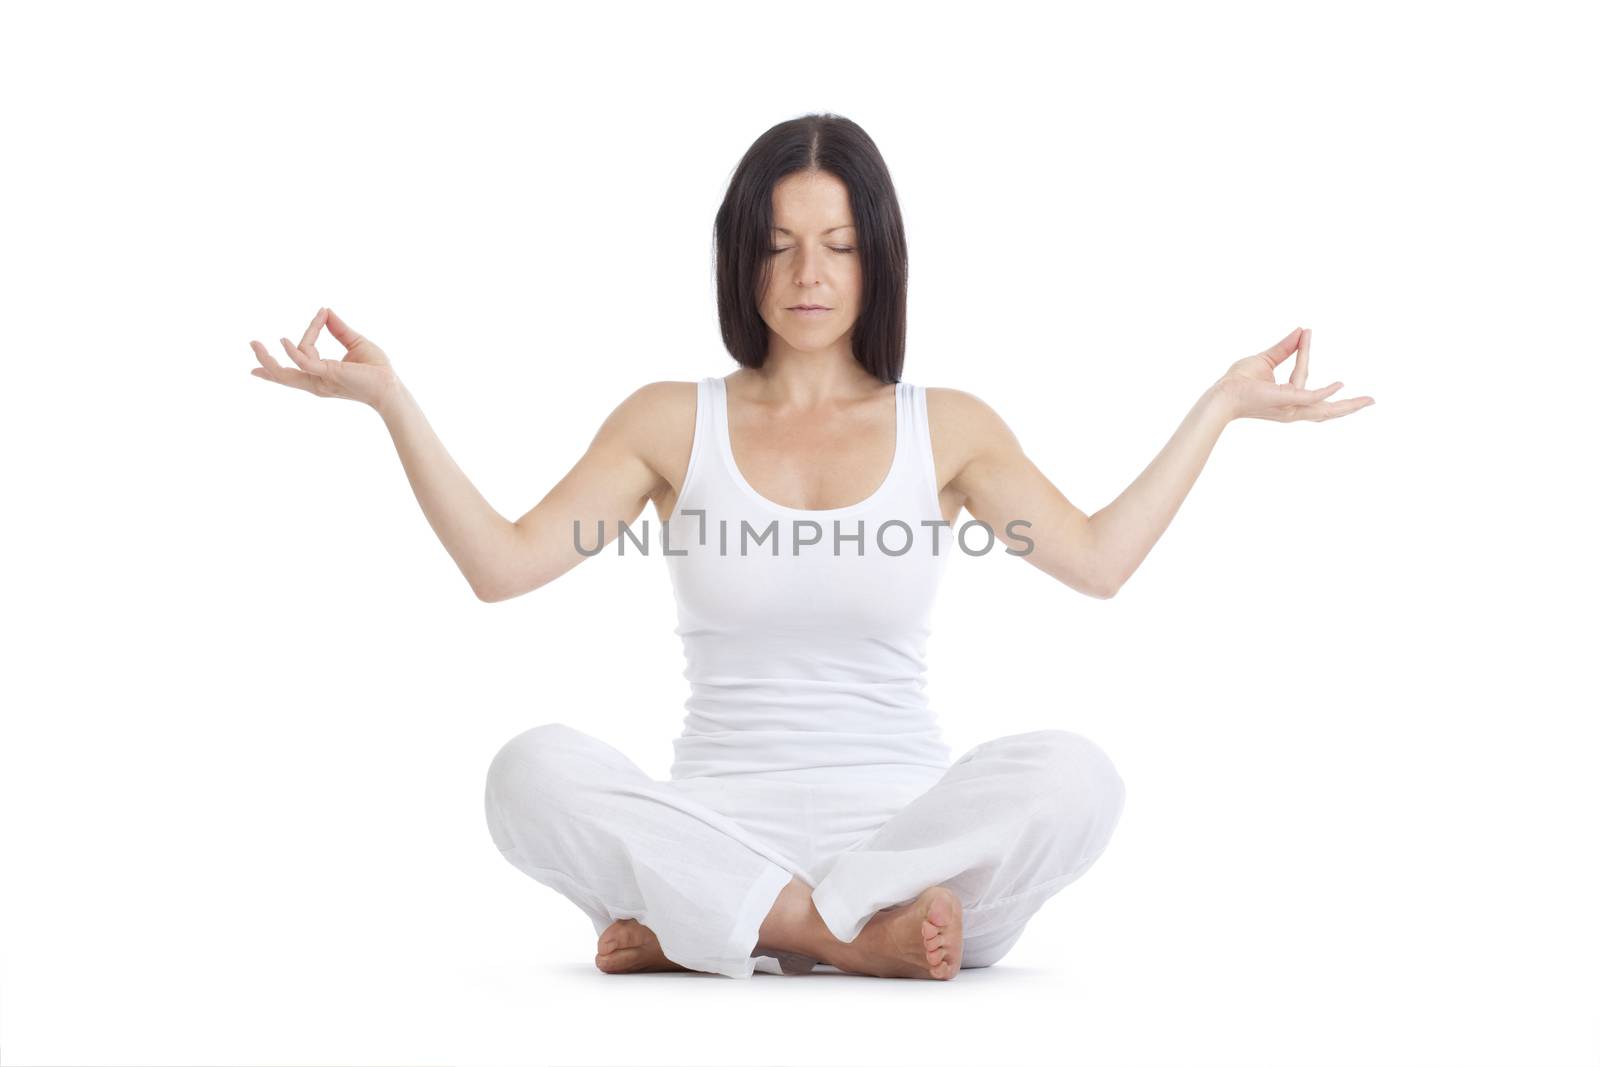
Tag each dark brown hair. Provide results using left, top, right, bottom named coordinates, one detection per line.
left=712, top=113, right=909, bottom=384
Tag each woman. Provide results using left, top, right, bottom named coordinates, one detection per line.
left=249, top=114, right=1373, bottom=981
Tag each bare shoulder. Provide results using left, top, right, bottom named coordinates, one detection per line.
left=925, top=385, right=1011, bottom=432
left=619, top=379, right=697, bottom=421
left=596, top=379, right=694, bottom=435
left=924, top=386, right=1022, bottom=470
left=600, top=379, right=699, bottom=488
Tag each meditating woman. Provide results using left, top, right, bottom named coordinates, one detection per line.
left=248, top=112, right=1372, bottom=980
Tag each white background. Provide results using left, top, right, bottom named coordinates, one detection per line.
left=3, top=1, right=1595, bottom=1064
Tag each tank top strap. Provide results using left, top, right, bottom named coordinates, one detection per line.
left=669, top=377, right=715, bottom=519
left=892, top=379, right=911, bottom=462
left=900, top=380, right=943, bottom=520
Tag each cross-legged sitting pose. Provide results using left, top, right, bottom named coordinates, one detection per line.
left=249, top=112, right=1373, bottom=980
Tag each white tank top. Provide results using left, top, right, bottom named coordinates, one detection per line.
left=663, top=375, right=956, bottom=781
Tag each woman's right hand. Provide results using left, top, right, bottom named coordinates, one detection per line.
left=250, top=307, right=400, bottom=413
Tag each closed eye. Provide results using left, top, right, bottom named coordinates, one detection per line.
left=768, top=246, right=855, bottom=254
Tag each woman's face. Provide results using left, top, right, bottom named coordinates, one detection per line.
left=758, top=170, right=862, bottom=355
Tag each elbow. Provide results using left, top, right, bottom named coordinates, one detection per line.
left=474, top=570, right=546, bottom=603
left=1090, top=569, right=1124, bottom=600
left=1087, top=537, right=1123, bottom=599
left=1060, top=569, right=1119, bottom=600
left=472, top=573, right=512, bottom=603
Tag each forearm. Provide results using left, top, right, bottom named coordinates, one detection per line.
left=1088, top=384, right=1234, bottom=594
left=375, top=379, right=516, bottom=599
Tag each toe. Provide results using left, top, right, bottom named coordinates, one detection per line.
left=599, top=946, right=642, bottom=972
left=598, top=919, right=633, bottom=955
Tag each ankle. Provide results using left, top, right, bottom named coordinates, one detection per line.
left=756, top=877, right=836, bottom=959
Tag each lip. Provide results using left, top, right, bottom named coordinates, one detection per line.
left=787, top=305, right=832, bottom=312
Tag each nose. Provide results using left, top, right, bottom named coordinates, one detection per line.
left=791, top=244, right=823, bottom=287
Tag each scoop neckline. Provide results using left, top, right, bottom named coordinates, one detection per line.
left=714, top=376, right=904, bottom=517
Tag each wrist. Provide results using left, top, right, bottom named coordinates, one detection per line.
left=373, top=371, right=409, bottom=421
left=1202, top=379, right=1237, bottom=425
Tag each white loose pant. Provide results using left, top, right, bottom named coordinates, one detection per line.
left=483, top=723, right=1127, bottom=978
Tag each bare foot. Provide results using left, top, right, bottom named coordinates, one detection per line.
left=594, top=918, right=692, bottom=974
left=830, top=886, right=964, bottom=980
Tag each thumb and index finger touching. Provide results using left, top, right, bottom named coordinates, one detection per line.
left=320, top=306, right=366, bottom=351
left=1256, top=326, right=1333, bottom=400
left=251, top=305, right=364, bottom=382
left=296, top=306, right=366, bottom=364
left=1256, top=326, right=1305, bottom=371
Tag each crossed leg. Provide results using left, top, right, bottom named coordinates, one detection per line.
left=595, top=874, right=965, bottom=978
left=807, top=729, right=1128, bottom=969
left=484, top=724, right=1125, bottom=978
left=484, top=723, right=800, bottom=979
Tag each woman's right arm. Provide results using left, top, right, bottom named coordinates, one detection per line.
left=376, top=376, right=665, bottom=602
left=252, top=307, right=667, bottom=603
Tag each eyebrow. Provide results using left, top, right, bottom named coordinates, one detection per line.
left=772, top=225, right=855, bottom=235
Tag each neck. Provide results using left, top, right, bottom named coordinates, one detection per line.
left=741, top=338, right=883, bottom=409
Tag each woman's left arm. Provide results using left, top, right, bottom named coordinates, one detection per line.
left=950, top=327, right=1373, bottom=598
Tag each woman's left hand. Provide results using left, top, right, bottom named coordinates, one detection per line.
left=1212, top=327, right=1375, bottom=422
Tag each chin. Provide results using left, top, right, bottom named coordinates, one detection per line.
left=767, top=315, right=854, bottom=346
